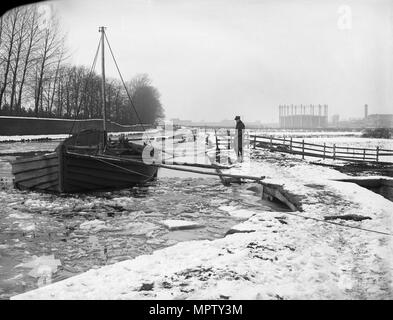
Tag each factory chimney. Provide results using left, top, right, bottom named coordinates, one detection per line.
left=364, top=104, right=368, bottom=119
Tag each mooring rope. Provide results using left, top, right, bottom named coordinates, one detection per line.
left=278, top=210, right=392, bottom=237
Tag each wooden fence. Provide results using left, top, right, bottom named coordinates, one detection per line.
left=250, top=134, right=393, bottom=164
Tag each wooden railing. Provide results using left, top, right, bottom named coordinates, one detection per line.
left=250, top=134, right=393, bottom=163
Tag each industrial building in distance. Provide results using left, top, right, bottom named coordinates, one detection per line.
left=171, top=104, right=392, bottom=129
left=279, top=104, right=328, bottom=129
left=331, top=104, right=393, bottom=129
left=279, top=104, right=393, bottom=129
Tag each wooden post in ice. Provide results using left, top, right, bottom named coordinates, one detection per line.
left=333, top=144, right=336, bottom=160
left=227, top=130, right=231, bottom=150
left=253, top=135, right=256, bottom=149
left=302, top=139, right=305, bottom=159
left=215, top=129, right=220, bottom=163
left=323, top=143, right=326, bottom=160
left=363, top=149, right=366, bottom=160
left=162, top=137, right=166, bottom=164
left=270, top=136, right=273, bottom=149
left=290, top=137, right=293, bottom=152
left=194, top=131, right=197, bottom=163
left=376, top=146, right=379, bottom=162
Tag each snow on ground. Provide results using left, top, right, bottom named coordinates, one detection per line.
left=0, top=129, right=158, bottom=142
left=12, top=147, right=393, bottom=300
left=250, top=130, right=363, bottom=137
left=0, top=134, right=70, bottom=142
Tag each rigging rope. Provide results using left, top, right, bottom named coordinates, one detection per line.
left=69, top=36, right=102, bottom=136
left=103, top=32, right=151, bottom=141
left=93, top=156, right=156, bottom=181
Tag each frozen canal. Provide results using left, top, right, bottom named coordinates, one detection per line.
left=0, top=140, right=287, bottom=299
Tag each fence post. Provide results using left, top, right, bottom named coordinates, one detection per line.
left=363, top=149, right=366, bottom=160
left=323, top=143, right=326, bottom=160
left=162, top=137, right=166, bottom=164
left=227, top=130, right=231, bottom=150
left=376, top=146, right=379, bottom=162
left=173, top=137, right=175, bottom=161
left=290, top=137, right=293, bottom=152
left=194, top=131, right=198, bottom=162
left=270, top=135, right=273, bottom=149
left=333, top=144, right=336, bottom=160
left=215, top=129, right=220, bottom=163
left=302, top=139, right=305, bottom=159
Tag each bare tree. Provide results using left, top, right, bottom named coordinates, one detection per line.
left=0, top=7, right=21, bottom=107
left=9, top=6, right=31, bottom=112
left=33, top=14, right=65, bottom=115
left=16, top=6, right=41, bottom=111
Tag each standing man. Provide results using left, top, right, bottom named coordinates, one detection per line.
left=234, top=116, right=245, bottom=162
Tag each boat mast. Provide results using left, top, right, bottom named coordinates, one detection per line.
left=99, top=26, right=107, bottom=146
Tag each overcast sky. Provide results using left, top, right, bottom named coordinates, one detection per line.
left=35, top=0, right=393, bottom=123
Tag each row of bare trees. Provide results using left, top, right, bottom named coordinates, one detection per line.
left=0, top=4, right=164, bottom=125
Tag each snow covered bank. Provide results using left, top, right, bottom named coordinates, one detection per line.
left=12, top=149, right=393, bottom=299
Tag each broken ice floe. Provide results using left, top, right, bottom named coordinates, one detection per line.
left=79, top=219, right=107, bottom=232
left=218, top=205, right=256, bottom=219
left=15, top=254, right=61, bottom=279
left=8, top=212, right=33, bottom=220
left=159, top=219, right=203, bottom=231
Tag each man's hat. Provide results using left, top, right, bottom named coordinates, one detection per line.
left=234, top=116, right=240, bottom=120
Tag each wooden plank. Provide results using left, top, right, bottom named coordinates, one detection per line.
left=66, top=153, right=157, bottom=178
left=18, top=172, right=59, bottom=188
left=12, top=158, right=59, bottom=174
left=11, top=152, right=57, bottom=164
left=13, top=166, right=58, bottom=183
left=66, top=161, right=148, bottom=177
left=65, top=176, right=108, bottom=190
left=66, top=167, right=141, bottom=185
left=261, top=183, right=298, bottom=211
left=64, top=174, right=140, bottom=192
left=35, top=180, right=59, bottom=191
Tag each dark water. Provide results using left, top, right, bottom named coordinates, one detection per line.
left=0, top=140, right=288, bottom=299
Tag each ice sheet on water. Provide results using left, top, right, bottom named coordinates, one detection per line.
left=15, top=254, right=61, bottom=278
left=159, top=219, right=203, bottom=231
left=218, top=205, right=256, bottom=218
left=17, top=222, right=36, bottom=231
left=227, top=209, right=256, bottom=219
left=8, top=212, right=33, bottom=220
left=79, top=219, right=107, bottom=232
left=218, top=205, right=239, bottom=212
left=124, top=222, right=160, bottom=235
